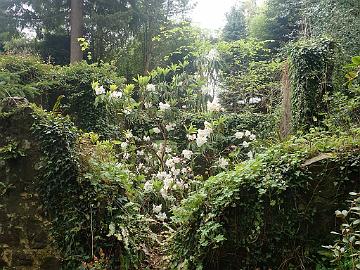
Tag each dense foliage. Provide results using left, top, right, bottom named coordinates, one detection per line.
left=324, top=192, right=360, bottom=269
left=169, top=128, right=360, bottom=269
left=0, top=0, right=192, bottom=71
left=0, top=55, right=53, bottom=101
left=218, top=39, right=282, bottom=113
left=0, top=0, right=359, bottom=269
left=0, top=55, right=126, bottom=137
left=30, top=106, right=150, bottom=269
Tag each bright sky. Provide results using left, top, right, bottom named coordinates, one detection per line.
left=190, top=0, right=265, bottom=31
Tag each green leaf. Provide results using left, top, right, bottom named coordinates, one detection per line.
left=214, top=234, right=226, bottom=243
left=351, top=56, right=360, bottom=65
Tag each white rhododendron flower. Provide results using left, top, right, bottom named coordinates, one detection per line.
left=207, top=100, right=223, bottom=112
left=335, top=210, right=348, bottom=217
left=204, top=121, right=212, bottom=129
left=110, top=91, right=122, bottom=98
left=123, top=153, right=130, bottom=159
left=176, top=180, right=185, bottom=189
left=146, top=84, right=156, bottom=92
left=95, top=85, right=106, bottom=95
left=182, top=149, right=193, bottom=160
left=218, top=157, right=229, bottom=168
left=137, top=150, right=144, bottom=156
left=144, top=181, right=153, bottom=192
left=235, top=131, right=245, bottom=139
left=143, top=136, right=151, bottom=142
left=159, top=102, right=171, bottom=111
left=249, top=134, right=256, bottom=141
left=197, top=128, right=211, bottom=138
left=152, top=204, right=162, bottom=214
left=187, top=134, right=196, bottom=141
left=153, top=127, right=161, bottom=134
left=144, top=102, right=152, bottom=108
left=247, top=151, right=254, bottom=159
left=195, top=122, right=213, bottom=147
left=123, top=109, right=132, bottom=115
left=156, top=171, right=171, bottom=181
left=172, top=168, right=180, bottom=176
left=120, top=142, right=128, bottom=149
left=242, top=141, right=250, bottom=148
left=124, top=130, right=133, bottom=139
left=196, top=135, right=208, bottom=147
left=163, top=177, right=174, bottom=191
left=156, top=212, right=167, bottom=222
left=165, top=159, right=175, bottom=168
left=165, top=123, right=175, bottom=131
left=160, top=188, right=167, bottom=199
left=245, top=130, right=251, bottom=137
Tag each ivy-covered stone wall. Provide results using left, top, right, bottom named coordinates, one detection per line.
left=0, top=104, right=61, bottom=269
left=168, top=129, right=360, bottom=269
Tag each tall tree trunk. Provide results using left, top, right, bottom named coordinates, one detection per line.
left=70, top=0, right=83, bottom=64
left=280, top=61, right=291, bottom=138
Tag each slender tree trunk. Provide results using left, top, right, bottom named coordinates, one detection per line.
left=280, top=61, right=292, bottom=138
left=70, top=0, right=83, bottom=64
left=143, top=24, right=150, bottom=74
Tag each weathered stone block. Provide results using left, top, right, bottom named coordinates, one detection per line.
left=0, top=105, right=61, bottom=267
left=26, top=220, right=49, bottom=249
left=12, top=251, right=33, bottom=266
left=40, top=256, right=61, bottom=270
left=0, top=209, right=8, bottom=224
left=0, top=228, right=21, bottom=247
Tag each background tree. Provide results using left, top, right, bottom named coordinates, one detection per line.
left=0, top=0, right=20, bottom=52
left=0, top=0, right=191, bottom=68
left=222, top=5, right=248, bottom=41
left=70, top=0, right=83, bottom=63
left=304, top=0, right=360, bottom=58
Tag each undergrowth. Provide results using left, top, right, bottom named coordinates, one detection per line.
left=168, top=128, right=360, bottom=269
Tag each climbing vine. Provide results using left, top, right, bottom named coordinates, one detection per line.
left=31, top=107, right=151, bottom=269
left=288, top=38, right=336, bottom=131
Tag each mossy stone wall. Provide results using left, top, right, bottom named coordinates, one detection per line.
left=0, top=106, right=61, bottom=269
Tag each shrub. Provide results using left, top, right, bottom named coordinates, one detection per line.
left=0, top=54, right=126, bottom=138
left=323, top=192, right=360, bottom=269
left=217, top=39, right=282, bottom=113
left=0, top=54, right=53, bottom=102
left=49, top=62, right=125, bottom=138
